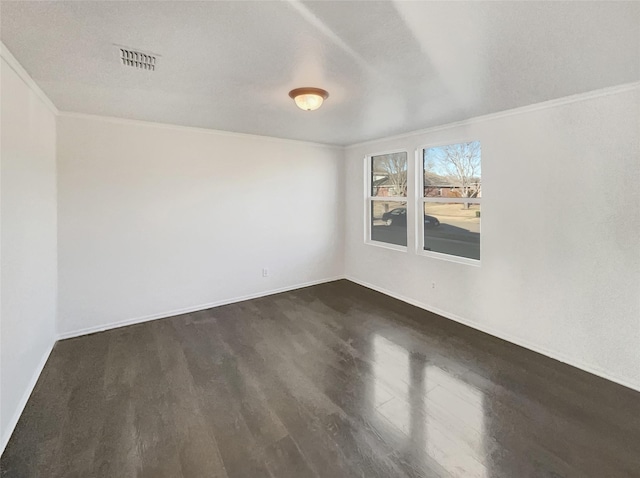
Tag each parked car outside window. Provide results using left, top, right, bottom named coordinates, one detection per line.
left=381, top=207, right=440, bottom=228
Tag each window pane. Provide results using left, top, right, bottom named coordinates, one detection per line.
left=371, top=201, right=407, bottom=247
left=372, top=152, right=407, bottom=197
left=423, top=202, right=480, bottom=260
left=423, top=142, right=481, bottom=200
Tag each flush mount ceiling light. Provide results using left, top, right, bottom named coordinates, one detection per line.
left=288, top=87, right=329, bottom=111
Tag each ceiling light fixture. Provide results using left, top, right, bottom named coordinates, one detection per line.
left=288, top=87, right=329, bottom=111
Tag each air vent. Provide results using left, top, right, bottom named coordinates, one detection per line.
left=119, top=48, right=156, bottom=71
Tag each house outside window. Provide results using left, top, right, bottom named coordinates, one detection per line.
left=367, top=152, right=408, bottom=249
left=420, top=141, right=481, bottom=262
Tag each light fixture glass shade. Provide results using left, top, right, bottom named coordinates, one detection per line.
left=289, top=87, right=329, bottom=111
left=294, top=93, right=324, bottom=111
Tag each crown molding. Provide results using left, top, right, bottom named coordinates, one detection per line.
left=346, top=81, right=640, bottom=150
left=1, top=42, right=59, bottom=115
left=57, top=111, right=343, bottom=150
left=3, top=37, right=636, bottom=151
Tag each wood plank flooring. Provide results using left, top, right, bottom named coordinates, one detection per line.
left=2, top=280, right=639, bottom=477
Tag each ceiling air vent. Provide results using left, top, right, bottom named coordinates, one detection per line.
left=119, top=47, right=156, bottom=71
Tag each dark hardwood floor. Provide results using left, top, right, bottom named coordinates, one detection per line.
left=2, top=280, right=639, bottom=477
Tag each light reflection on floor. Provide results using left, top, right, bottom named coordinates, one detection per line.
left=425, top=365, right=487, bottom=478
left=373, top=335, right=409, bottom=427
left=372, top=333, right=488, bottom=477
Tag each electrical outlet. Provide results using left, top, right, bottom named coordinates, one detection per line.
left=262, top=268, right=269, bottom=277
left=431, top=282, right=436, bottom=289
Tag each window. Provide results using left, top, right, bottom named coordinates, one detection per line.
left=367, top=152, right=408, bottom=249
left=421, top=141, right=481, bottom=262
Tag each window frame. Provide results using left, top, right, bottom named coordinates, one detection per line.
left=364, top=150, right=409, bottom=252
left=416, top=140, right=481, bottom=266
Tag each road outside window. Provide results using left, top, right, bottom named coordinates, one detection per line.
left=422, top=141, right=481, bottom=261
left=368, top=152, right=408, bottom=248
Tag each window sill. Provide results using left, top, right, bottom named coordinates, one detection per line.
left=365, top=240, right=407, bottom=253
left=417, top=249, right=481, bottom=267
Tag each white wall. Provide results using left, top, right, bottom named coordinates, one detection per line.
left=344, top=85, right=640, bottom=391
left=2, top=51, right=639, bottom=465
left=56, top=114, right=344, bottom=337
left=1, top=49, right=58, bottom=451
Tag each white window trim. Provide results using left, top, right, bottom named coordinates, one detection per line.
left=364, top=151, right=409, bottom=252
left=416, top=141, right=481, bottom=265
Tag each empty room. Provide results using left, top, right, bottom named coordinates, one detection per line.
left=1, top=1, right=639, bottom=477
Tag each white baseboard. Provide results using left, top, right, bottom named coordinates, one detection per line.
left=1, top=342, right=55, bottom=456
left=57, top=276, right=344, bottom=340
left=345, top=275, right=640, bottom=394
left=3, top=275, right=636, bottom=459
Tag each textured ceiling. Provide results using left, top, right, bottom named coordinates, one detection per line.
left=2, top=1, right=639, bottom=145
